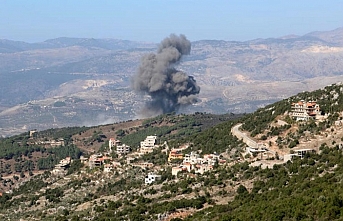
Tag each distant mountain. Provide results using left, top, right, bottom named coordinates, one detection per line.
left=0, top=27, right=343, bottom=136
left=305, top=27, right=343, bottom=45
left=0, top=39, right=49, bottom=53
left=44, top=37, right=156, bottom=50
left=0, top=37, right=156, bottom=53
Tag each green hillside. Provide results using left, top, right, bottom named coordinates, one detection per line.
left=1, top=83, right=343, bottom=220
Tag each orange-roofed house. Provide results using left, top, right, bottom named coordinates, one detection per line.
left=168, top=149, right=184, bottom=162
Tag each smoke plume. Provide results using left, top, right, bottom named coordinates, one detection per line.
left=132, top=34, right=200, bottom=117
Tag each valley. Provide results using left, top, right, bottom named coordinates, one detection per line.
left=1, top=27, right=343, bottom=136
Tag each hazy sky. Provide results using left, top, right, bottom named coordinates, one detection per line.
left=1, top=0, right=342, bottom=43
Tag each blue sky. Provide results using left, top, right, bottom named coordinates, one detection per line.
left=1, top=0, right=342, bottom=43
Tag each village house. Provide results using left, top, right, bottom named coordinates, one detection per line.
left=172, top=167, right=185, bottom=176
left=80, top=155, right=88, bottom=164
left=126, top=157, right=135, bottom=164
left=172, top=152, right=223, bottom=176
left=131, top=162, right=154, bottom=169
left=294, top=148, right=316, bottom=158
left=102, top=161, right=121, bottom=173
left=108, top=138, right=131, bottom=155
left=284, top=148, right=316, bottom=162
left=183, top=152, right=202, bottom=164
left=168, top=149, right=184, bottom=162
left=195, top=164, right=213, bottom=175
left=109, top=138, right=120, bottom=153
left=52, top=157, right=72, bottom=175
left=246, top=145, right=274, bottom=159
left=116, top=143, right=131, bottom=155
left=103, top=164, right=114, bottom=173
left=203, top=153, right=221, bottom=165
left=35, top=139, right=65, bottom=147
left=290, top=100, right=320, bottom=121
left=145, top=173, right=162, bottom=184
left=88, top=154, right=112, bottom=169
left=140, top=135, right=158, bottom=154
left=29, top=129, right=37, bottom=138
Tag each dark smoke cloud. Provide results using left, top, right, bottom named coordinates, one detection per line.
left=132, top=34, right=200, bottom=117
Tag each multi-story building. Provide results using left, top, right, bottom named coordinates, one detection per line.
left=168, top=149, right=184, bottom=162
left=109, top=138, right=131, bottom=154
left=183, top=152, right=201, bottom=165
left=88, top=154, right=112, bottom=169
left=291, top=100, right=320, bottom=121
left=89, top=154, right=104, bottom=169
left=117, top=144, right=131, bottom=155
left=109, top=138, right=121, bottom=153
left=52, top=157, right=71, bottom=175
left=140, top=136, right=158, bottom=154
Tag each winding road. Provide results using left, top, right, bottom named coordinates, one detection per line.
left=231, top=123, right=258, bottom=148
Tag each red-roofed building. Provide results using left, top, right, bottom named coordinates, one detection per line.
left=168, top=149, right=184, bottom=162
left=291, top=100, right=320, bottom=121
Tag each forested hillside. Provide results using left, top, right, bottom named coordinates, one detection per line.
left=185, top=144, right=343, bottom=221
left=2, top=83, right=343, bottom=220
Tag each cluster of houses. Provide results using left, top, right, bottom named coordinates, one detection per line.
left=28, top=130, right=65, bottom=147
left=108, top=135, right=158, bottom=155
left=77, top=136, right=159, bottom=175
left=53, top=135, right=227, bottom=184
left=170, top=150, right=226, bottom=176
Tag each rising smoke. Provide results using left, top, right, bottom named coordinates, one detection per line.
left=132, top=34, right=200, bottom=117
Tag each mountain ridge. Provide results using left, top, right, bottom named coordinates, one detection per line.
left=1, top=27, right=343, bottom=136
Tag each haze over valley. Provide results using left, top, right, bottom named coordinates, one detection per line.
left=1, top=27, right=343, bottom=136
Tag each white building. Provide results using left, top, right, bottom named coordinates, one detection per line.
left=140, top=136, right=158, bottom=154
left=103, top=164, right=114, bottom=173
left=183, top=152, right=201, bottom=165
left=117, top=144, right=131, bottom=155
left=172, top=167, right=184, bottom=176
left=109, top=138, right=121, bottom=153
left=145, top=174, right=162, bottom=184
left=203, top=153, right=220, bottom=165
left=284, top=148, right=316, bottom=162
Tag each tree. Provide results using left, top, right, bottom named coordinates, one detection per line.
left=237, top=185, right=248, bottom=195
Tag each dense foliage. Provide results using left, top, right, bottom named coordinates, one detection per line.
left=117, top=112, right=241, bottom=148
left=36, top=145, right=82, bottom=170
left=184, top=145, right=343, bottom=221
left=3, top=83, right=343, bottom=220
